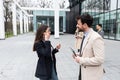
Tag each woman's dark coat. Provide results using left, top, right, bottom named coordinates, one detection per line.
left=34, top=40, right=58, bottom=79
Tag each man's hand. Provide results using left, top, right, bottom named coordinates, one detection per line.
left=72, top=53, right=80, bottom=63
left=74, top=56, right=80, bottom=63
left=72, top=53, right=79, bottom=59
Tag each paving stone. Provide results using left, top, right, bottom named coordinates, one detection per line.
left=0, top=33, right=120, bottom=80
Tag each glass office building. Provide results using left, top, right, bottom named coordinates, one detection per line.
left=67, top=0, right=120, bottom=40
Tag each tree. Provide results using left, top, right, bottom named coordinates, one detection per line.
left=85, top=0, right=110, bottom=10
left=17, top=0, right=68, bottom=8
left=3, top=0, right=12, bottom=32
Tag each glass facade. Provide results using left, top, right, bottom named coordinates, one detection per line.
left=33, top=10, right=66, bottom=34
left=36, top=16, right=63, bottom=34
left=81, top=0, right=120, bottom=40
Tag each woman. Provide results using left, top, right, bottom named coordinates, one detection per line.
left=75, top=27, right=83, bottom=52
left=33, top=25, right=61, bottom=80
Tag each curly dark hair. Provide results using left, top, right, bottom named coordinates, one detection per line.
left=76, top=13, right=93, bottom=27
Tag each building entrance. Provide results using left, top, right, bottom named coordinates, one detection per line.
left=36, top=16, right=63, bottom=34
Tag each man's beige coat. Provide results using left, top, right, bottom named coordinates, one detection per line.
left=79, top=28, right=105, bottom=80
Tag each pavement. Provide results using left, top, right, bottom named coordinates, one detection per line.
left=0, top=33, right=120, bottom=80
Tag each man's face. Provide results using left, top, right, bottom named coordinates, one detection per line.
left=96, top=25, right=100, bottom=30
left=77, top=19, right=84, bottom=31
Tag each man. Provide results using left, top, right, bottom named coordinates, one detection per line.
left=96, top=24, right=104, bottom=38
left=73, top=14, right=105, bottom=80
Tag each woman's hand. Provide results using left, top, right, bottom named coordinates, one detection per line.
left=56, top=44, right=61, bottom=50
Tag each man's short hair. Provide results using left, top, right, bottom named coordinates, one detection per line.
left=76, top=13, right=93, bottom=27
left=97, top=24, right=102, bottom=28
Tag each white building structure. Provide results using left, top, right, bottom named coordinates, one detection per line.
left=0, top=0, right=69, bottom=39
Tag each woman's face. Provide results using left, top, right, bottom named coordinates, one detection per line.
left=44, top=27, right=51, bottom=39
